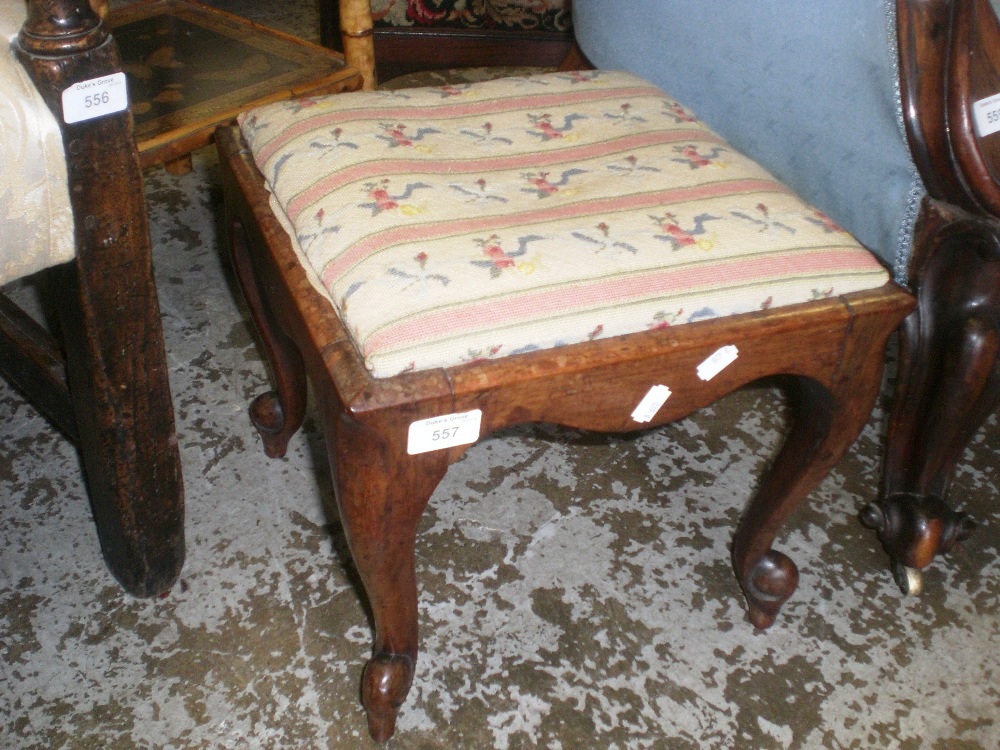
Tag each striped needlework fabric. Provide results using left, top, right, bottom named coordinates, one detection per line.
left=238, top=70, right=890, bottom=378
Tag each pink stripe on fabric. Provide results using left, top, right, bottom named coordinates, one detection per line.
left=363, top=248, right=886, bottom=356
left=254, top=85, right=665, bottom=164
left=285, top=129, right=723, bottom=220
left=320, top=179, right=788, bottom=286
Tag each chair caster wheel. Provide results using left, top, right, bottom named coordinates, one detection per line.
left=892, top=561, right=923, bottom=596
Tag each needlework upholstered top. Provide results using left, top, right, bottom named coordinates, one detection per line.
left=370, top=0, right=572, bottom=31
left=238, top=70, right=890, bottom=378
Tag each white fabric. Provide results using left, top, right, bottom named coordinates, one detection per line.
left=0, top=1, right=74, bottom=286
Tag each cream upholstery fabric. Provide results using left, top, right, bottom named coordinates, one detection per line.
left=0, top=2, right=74, bottom=286
left=240, top=71, right=890, bottom=378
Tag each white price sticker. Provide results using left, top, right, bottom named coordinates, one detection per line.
left=407, top=409, right=482, bottom=455
left=973, top=93, right=1000, bottom=138
left=631, top=384, right=672, bottom=424
left=697, top=345, right=739, bottom=381
left=62, top=72, right=128, bottom=125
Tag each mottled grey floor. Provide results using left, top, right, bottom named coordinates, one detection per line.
left=1, top=2, right=999, bottom=748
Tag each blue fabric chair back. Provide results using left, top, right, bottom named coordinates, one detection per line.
left=573, top=0, right=924, bottom=281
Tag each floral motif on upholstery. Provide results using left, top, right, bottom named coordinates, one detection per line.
left=371, top=0, right=572, bottom=32
left=0, top=2, right=74, bottom=286
left=240, top=71, right=890, bottom=378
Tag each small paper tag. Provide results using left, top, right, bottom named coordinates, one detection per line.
left=407, top=409, right=482, bottom=455
left=631, top=385, right=672, bottom=423
left=697, top=345, right=739, bottom=381
left=62, top=72, right=128, bottom=125
left=973, top=93, right=1000, bottom=138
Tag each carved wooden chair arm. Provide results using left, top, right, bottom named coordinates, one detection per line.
left=900, top=0, right=1000, bottom=215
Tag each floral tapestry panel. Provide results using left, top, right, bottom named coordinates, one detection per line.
left=240, top=71, right=889, bottom=378
left=371, top=0, right=573, bottom=32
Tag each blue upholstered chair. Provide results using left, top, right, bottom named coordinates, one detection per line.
left=575, top=0, right=1000, bottom=593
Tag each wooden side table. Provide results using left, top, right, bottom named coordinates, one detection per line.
left=109, top=0, right=363, bottom=173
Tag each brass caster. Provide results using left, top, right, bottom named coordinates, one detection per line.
left=892, top=561, right=923, bottom=596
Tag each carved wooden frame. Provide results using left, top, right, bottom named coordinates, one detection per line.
left=861, top=0, right=1000, bottom=592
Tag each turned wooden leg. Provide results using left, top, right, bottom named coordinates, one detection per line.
left=876, top=205, right=1000, bottom=589
left=228, top=217, right=308, bottom=458
left=323, top=399, right=451, bottom=741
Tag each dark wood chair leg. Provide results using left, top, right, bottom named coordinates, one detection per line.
left=54, top=259, right=184, bottom=597
left=869, top=202, right=998, bottom=590
left=14, top=0, right=184, bottom=597
left=320, top=393, right=451, bottom=742
left=228, top=217, right=308, bottom=458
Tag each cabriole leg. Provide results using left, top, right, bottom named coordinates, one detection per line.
left=323, top=401, right=451, bottom=742
left=732, top=377, right=834, bottom=628
left=734, top=309, right=898, bottom=627
left=877, top=208, right=999, bottom=591
left=228, top=217, right=308, bottom=458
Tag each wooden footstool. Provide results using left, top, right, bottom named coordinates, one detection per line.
left=109, top=0, right=362, bottom=173
left=217, top=61, right=916, bottom=739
